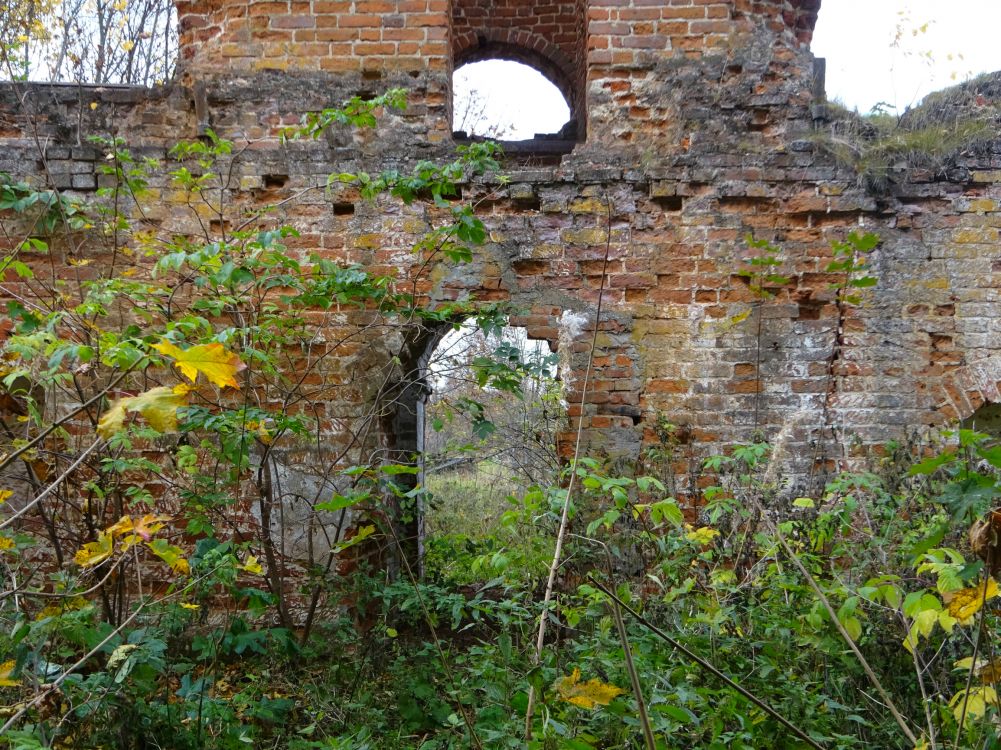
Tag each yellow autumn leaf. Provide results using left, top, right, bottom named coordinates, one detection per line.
left=97, top=386, right=189, bottom=439
left=246, top=420, right=273, bottom=444
left=556, top=668, right=625, bottom=709
left=134, top=514, right=169, bottom=540
left=242, top=555, right=263, bottom=575
left=74, top=532, right=113, bottom=568
left=956, top=656, right=1001, bottom=685
left=947, top=578, right=999, bottom=625
left=0, top=489, right=13, bottom=504
left=180, top=602, right=200, bottom=610
left=979, top=661, right=1001, bottom=685
left=35, top=596, right=88, bottom=621
left=152, top=340, right=245, bottom=389
left=0, top=659, right=18, bottom=687
left=147, top=539, right=190, bottom=576
left=949, top=685, right=998, bottom=723
left=105, top=515, right=134, bottom=537
left=685, top=526, right=720, bottom=545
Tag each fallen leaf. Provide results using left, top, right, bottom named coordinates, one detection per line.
left=556, top=668, right=624, bottom=709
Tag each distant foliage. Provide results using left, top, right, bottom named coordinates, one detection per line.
left=1, top=0, right=177, bottom=85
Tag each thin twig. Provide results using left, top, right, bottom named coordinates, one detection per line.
left=0, top=364, right=136, bottom=477
left=576, top=534, right=656, bottom=750
left=0, top=438, right=103, bottom=531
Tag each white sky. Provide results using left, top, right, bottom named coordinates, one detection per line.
left=455, top=1, right=1001, bottom=136
left=453, top=61, right=570, bottom=139
left=811, top=0, right=1001, bottom=114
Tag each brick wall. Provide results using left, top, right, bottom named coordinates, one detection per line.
left=175, top=0, right=451, bottom=74
left=4, top=1, right=1001, bottom=573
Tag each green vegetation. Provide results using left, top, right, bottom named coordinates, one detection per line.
left=817, top=73, right=1001, bottom=191
left=1, top=88, right=1001, bottom=750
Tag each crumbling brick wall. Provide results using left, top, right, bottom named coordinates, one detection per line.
left=2, top=0, right=1001, bottom=534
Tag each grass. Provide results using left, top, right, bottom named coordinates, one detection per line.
left=424, top=461, right=522, bottom=538
left=814, top=72, right=1001, bottom=192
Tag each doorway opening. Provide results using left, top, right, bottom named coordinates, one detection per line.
left=419, top=319, right=563, bottom=579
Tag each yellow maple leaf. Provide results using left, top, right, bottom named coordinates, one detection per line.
left=556, top=668, right=625, bottom=709
left=74, top=532, right=113, bottom=568
left=152, top=340, right=245, bottom=389
left=947, top=578, right=999, bottom=625
left=0, top=659, right=18, bottom=687
left=242, top=554, right=263, bottom=575
left=134, top=514, right=169, bottom=541
left=97, top=386, right=189, bottom=439
left=105, top=515, right=134, bottom=537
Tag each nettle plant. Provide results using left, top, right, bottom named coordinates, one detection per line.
left=0, top=91, right=527, bottom=744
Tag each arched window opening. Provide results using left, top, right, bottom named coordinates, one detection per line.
left=420, top=319, right=564, bottom=577
left=962, top=402, right=1001, bottom=439
left=2, top=0, right=177, bottom=85
left=452, top=59, right=573, bottom=143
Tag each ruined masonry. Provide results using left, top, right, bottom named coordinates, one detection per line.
left=2, top=0, right=1001, bottom=512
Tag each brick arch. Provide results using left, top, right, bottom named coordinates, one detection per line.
left=928, top=357, right=1001, bottom=423
left=452, top=33, right=581, bottom=134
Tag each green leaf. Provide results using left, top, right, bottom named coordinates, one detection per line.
left=976, top=444, right=1001, bottom=469
left=472, top=418, right=495, bottom=440
left=938, top=473, right=999, bottom=522
left=907, top=451, right=956, bottom=476
left=315, top=492, right=370, bottom=513
left=379, top=464, right=419, bottom=476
